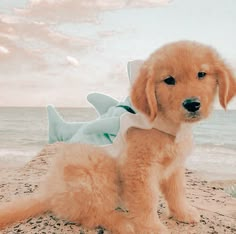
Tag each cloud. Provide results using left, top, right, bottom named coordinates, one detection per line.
left=66, top=56, right=79, bottom=66
left=0, top=13, right=95, bottom=75
left=17, top=0, right=172, bottom=23
left=0, top=15, right=94, bottom=51
left=0, top=45, right=9, bottom=54
left=0, top=35, right=47, bottom=73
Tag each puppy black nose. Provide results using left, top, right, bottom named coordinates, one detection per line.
left=182, top=98, right=201, bottom=112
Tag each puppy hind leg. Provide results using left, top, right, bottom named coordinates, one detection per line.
left=0, top=195, right=49, bottom=229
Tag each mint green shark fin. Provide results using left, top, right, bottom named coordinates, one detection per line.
left=47, top=105, right=84, bottom=143
left=87, top=93, right=119, bottom=115
left=83, top=117, right=120, bottom=136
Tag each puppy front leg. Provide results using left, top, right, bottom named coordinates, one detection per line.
left=121, top=165, right=168, bottom=234
left=160, top=167, right=200, bottom=223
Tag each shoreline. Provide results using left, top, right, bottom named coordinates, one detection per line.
left=0, top=144, right=236, bottom=193
left=0, top=144, right=236, bottom=233
left=0, top=159, right=26, bottom=169
left=1, top=153, right=236, bottom=183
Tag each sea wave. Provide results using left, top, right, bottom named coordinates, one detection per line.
left=195, top=143, right=236, bottom=152
left=21, top=140, right=47, bottom=146
left=0, top=148, right=39, bottom=162
left=187, top=144, right=236, bottom=180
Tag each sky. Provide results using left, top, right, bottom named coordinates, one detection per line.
left=0, top=0, right=236, bottom=108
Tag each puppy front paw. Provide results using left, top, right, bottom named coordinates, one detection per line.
left=134, top=222, right=169, bottom=234
left=116, top=221, right=136, bottom=234
left=149, top=224, right=169, bottom=234
left=170, top=206, right=200, bottom=224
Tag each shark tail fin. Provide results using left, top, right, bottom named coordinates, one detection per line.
left=47, top=105, right=65, bottom=144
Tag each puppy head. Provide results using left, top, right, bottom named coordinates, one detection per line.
left=131, top=41, right=236, bottom=124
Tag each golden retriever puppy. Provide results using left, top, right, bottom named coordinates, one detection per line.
left=0, top=41, right=235, bottom=233
left=119, top=41, right=236, bottom=233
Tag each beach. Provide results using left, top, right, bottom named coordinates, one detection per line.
left=0, top=143, right=236, bottom=234
left=0, top=107, right=236, bottom=233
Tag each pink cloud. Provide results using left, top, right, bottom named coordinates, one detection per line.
left=0, top=13, right=95, bottom=75
left=17, top=0, right=172, bottom=23
left=0, top=36, right=47, bottom=73
left=0, top=0, right=173, bottom=107
left=0, top=15, right=94, bottom=51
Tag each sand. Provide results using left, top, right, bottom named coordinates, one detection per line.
left=0, top=143, right=235, bottom=234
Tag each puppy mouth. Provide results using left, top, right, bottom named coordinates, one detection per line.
left=184, top=111, right=202, bottom=122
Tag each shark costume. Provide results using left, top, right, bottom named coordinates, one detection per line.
left=47, top=60, right=188, bottom=157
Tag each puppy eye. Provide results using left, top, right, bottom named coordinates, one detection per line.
left=163, top=76, right=176, bottom=85
left=197, top=71, right=207, bottom=79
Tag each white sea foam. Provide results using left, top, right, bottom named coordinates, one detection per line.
left=186, top=145, right=236, bottom=180
left=0, top=148, right=37, bottom=163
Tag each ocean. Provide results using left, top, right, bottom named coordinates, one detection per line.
left=0, top=107, right=236, bottom=181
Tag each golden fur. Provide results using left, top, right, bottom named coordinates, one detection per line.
left=0, top=41, right=235, bottom=233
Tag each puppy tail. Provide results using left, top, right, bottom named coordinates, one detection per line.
left=0, top=195, right=48, bottom=229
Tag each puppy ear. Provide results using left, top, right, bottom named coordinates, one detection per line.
left=131, top=65, right=158, bottom=121
left=216, top=61, right=236, bottom=109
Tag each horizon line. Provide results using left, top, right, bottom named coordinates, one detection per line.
left=0, top=106, right=234, bottom=111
